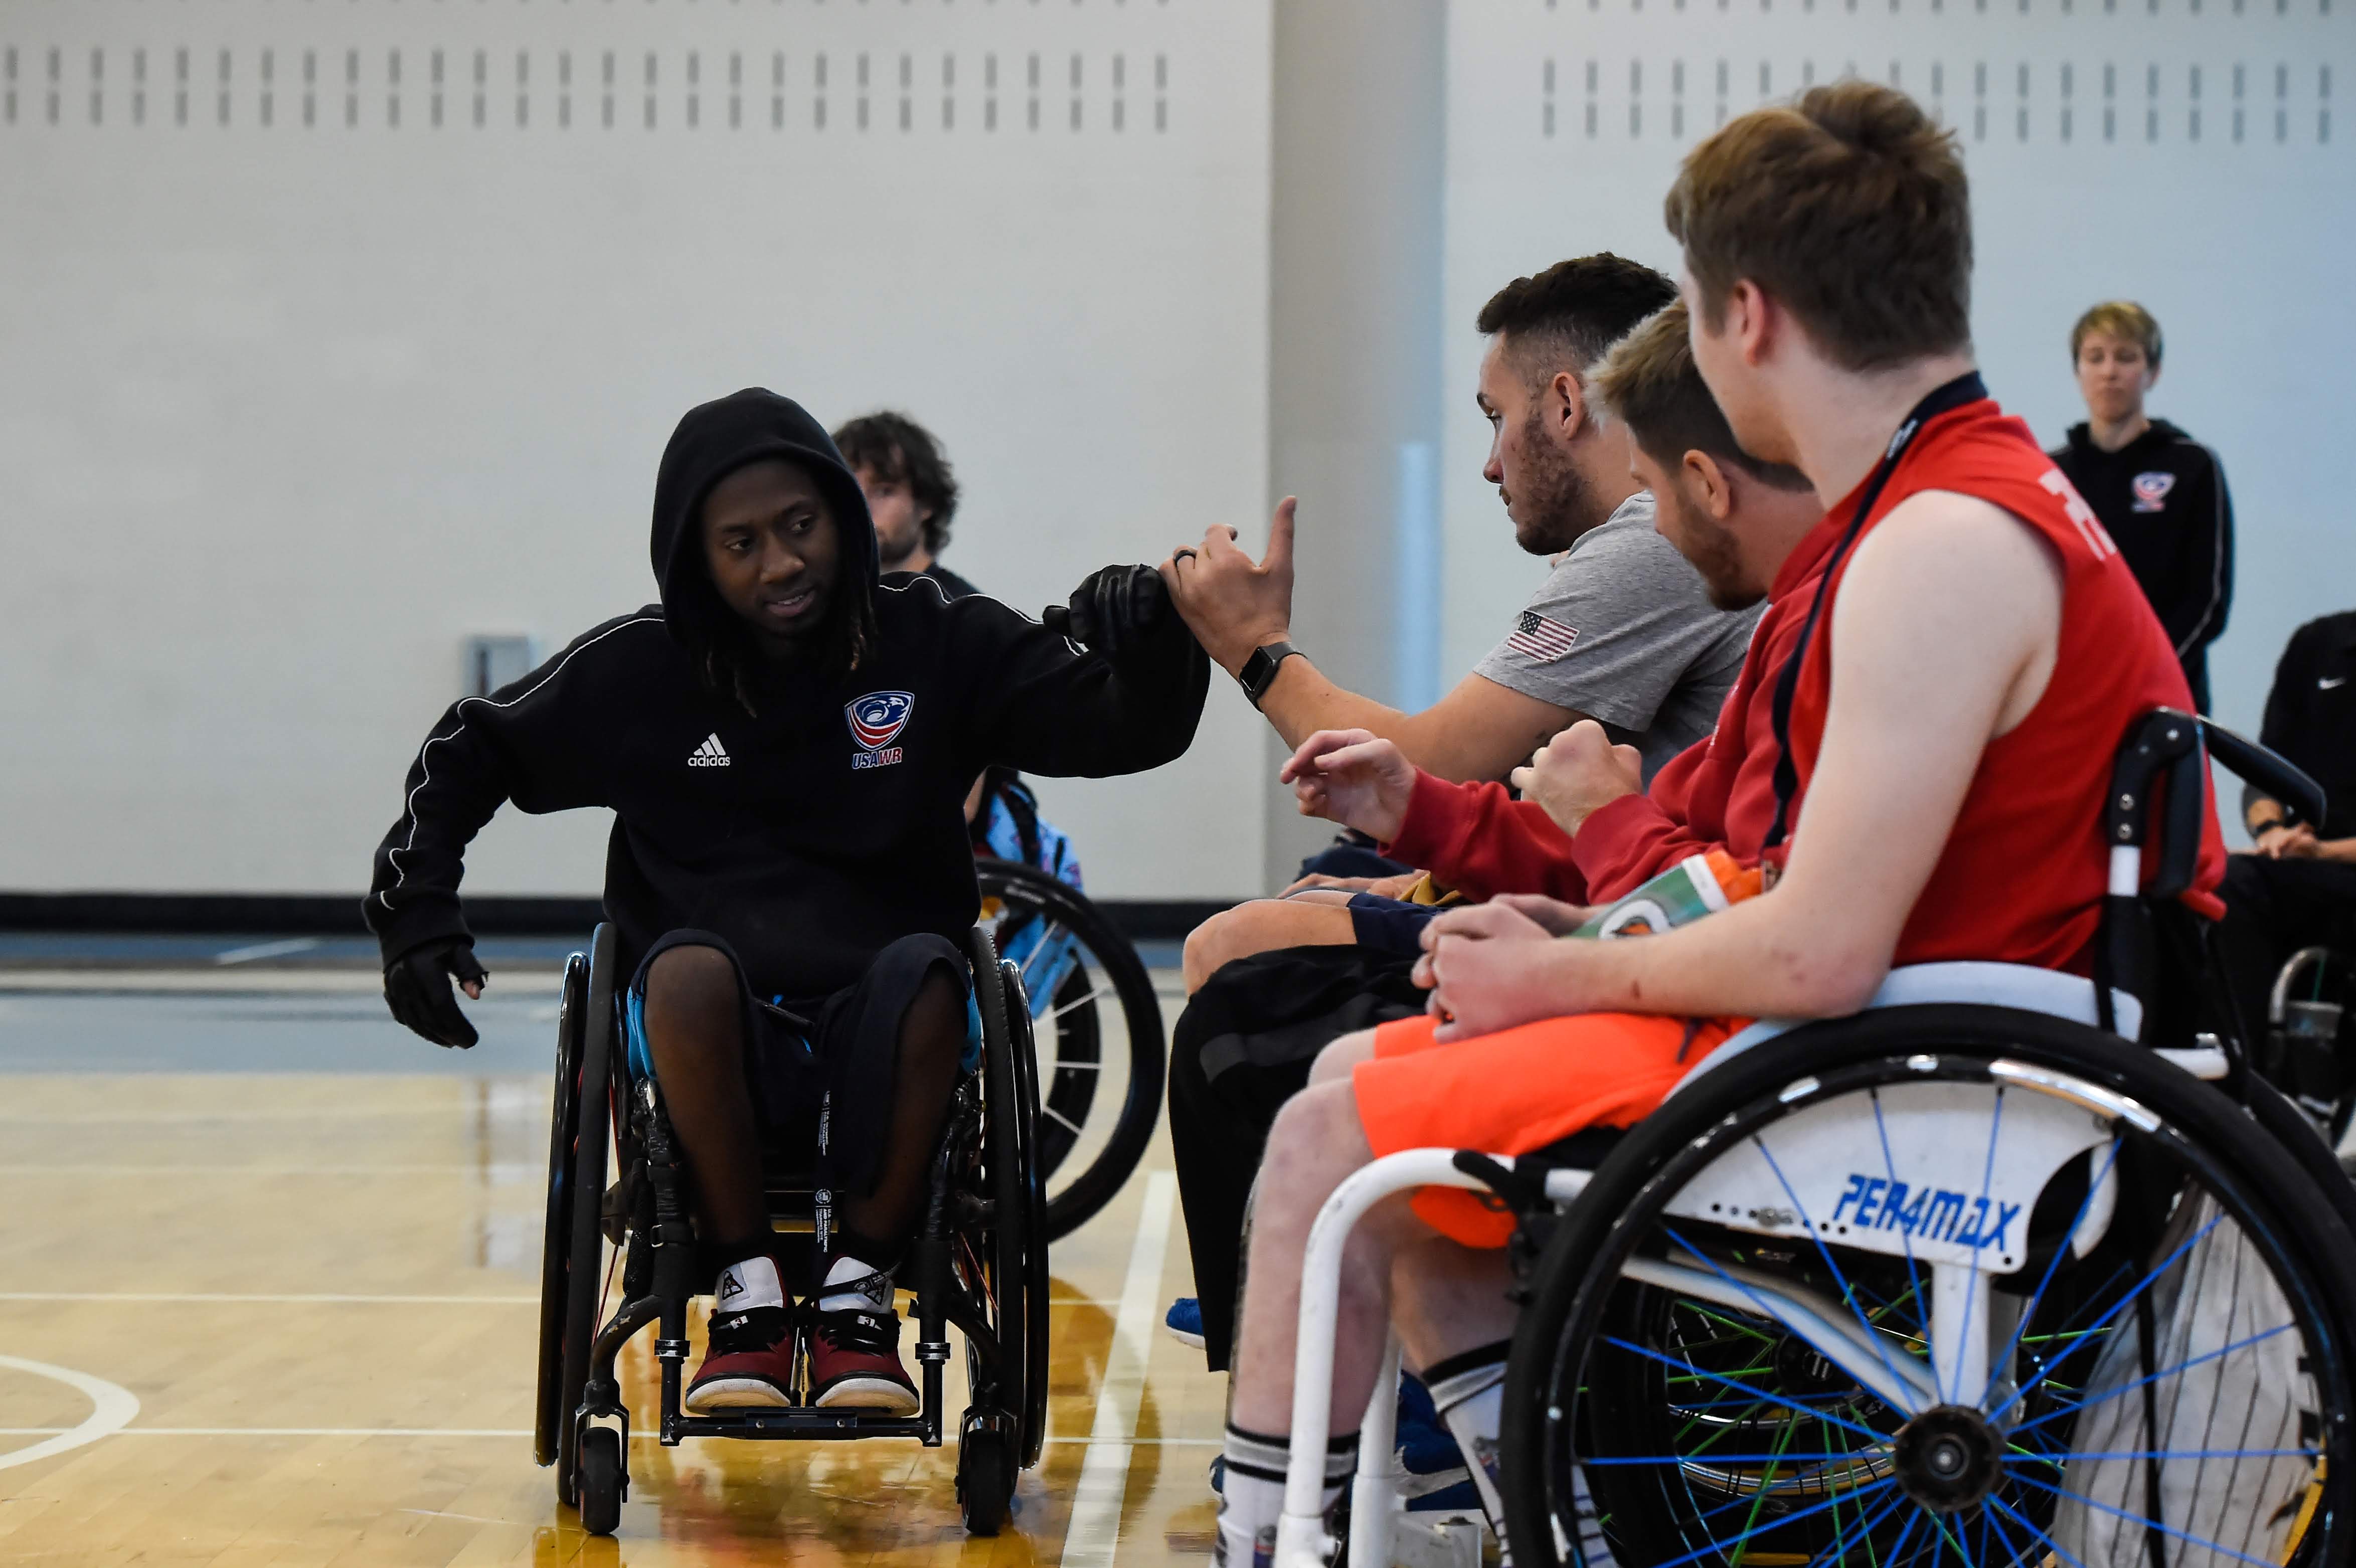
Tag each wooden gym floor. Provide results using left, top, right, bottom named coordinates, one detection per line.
left=0, top=957, right=1226, bottom=1567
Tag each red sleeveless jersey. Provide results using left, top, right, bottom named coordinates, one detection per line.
left=1781, top=397, right=2226, bottom=972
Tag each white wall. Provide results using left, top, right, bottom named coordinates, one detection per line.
left=1442, top=0, right=2355, bottom=783
left=0, top=0, right=1272, bottom=901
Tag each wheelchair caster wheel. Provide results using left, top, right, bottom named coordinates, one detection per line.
left=577, top=1426, right=624, bottom=1537
left=956, top=1420, right=1016, bottom=1536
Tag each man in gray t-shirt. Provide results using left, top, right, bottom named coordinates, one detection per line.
left=1475, top=488, right=1756, bottom=781
left=1162, top=255, right=1751, bottom=795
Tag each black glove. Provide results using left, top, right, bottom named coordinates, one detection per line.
left=1043, top=564, right=1179, bottom=662
left=385, top=936, right=488, bottom=1049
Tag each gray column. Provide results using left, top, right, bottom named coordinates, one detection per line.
left=1261, top=0, right=1448, bottom=891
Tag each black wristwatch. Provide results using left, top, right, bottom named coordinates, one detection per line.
left=1238, top=641, right=1301, bottom=709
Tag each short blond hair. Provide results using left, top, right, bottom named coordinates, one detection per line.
left=1590, top=303, right=1812, bottom=491
left=2070, top=300, right=2163, bottom=367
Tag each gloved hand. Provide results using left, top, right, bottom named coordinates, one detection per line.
left=1043, top=564, right=1182, bottom=663
left=384, top=936, right=488, bottom=1049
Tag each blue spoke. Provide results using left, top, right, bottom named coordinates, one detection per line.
left=1660, top=1222, right=1922, bottom=1418
left=2006, top=1445, right=2315, bottom=1463
left=1640, top=1476, right=1901, bottom=1568
left=2008, top=1321, right=2294, bottom=1438
left=1883, top=1504, right=1928, bottom=1568
left=1988, top=1494, right=2098, bottom=1568
left=1979, top=1132, right=2124, bottom=1410
left=1747, top=1134, right=1924, bottom=1413
left=1872, top=1088, right=1931, bottom=1384
left=2005, top=1468, right=2281, bottom=1567
left=1599, top=1334, right=1893, bottom=1444
left=1814, top=1478, right=1915, bottom=1562
left=1984, top=1207, right=2224, bottom=1428
left=1979, top=1492, right=2038, bottom=1566
left=1587, top=1450, right=1888, bottom=1467
left=1946, top=1086, right=2007, bottom=1406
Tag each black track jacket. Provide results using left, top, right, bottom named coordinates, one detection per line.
left=2050, top=419, right=2234, bottom=700
left=366, top=390, right=1208, bottom=999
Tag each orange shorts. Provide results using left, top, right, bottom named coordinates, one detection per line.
left=1352, top=1010, right=1749, bottom=1247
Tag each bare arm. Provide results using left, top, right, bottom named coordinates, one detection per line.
left=1416, top=491, right=2066, bottom=1037
left=1161, top=498, right=1583, bottom=783
left=1255, top=663, right=1582, bottom=785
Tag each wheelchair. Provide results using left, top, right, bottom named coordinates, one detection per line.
left=1275, top=711, right=2356, bottom=1568
left=533, top=922, right=1049, bottom=1538
left=975, top=857, right=1167, bottom=1241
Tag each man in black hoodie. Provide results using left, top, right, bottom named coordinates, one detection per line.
left=2050, top=300, right=2235, bottom=711
left=368, top=389, right=1206, bottom=1415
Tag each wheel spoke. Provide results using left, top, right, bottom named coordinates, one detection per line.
left=1640, top=1475, right=1901, bottom=1568
left=1661, top=1222, right=1922, bottom=1416
left=1979, top=1134, right=2124, bottom=1410
left=1047, top=982, right=1115, bottom=1023
left=1043, top=1103, right=1086, bottom=1138
left=1598, top=1333, right=1891, bottom=1444
left=1745, top=1136, right=1927, bottom=1413
left=1984, top=1206, right=2224, bottom=1429
left=2002, top=1468, right=2283, bottom=1567
left=2006, top=1320, right=2294, bottom=1439
left=1986, top=1494, right=2096, bottom=1568
left=1943, top=1085, right=2007, bottom=1406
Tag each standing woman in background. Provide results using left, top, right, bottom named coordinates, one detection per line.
left=2050, top=300, right=2235, bottom=711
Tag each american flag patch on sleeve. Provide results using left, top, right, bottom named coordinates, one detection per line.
left=1505, top=610, right=1580, bottom=662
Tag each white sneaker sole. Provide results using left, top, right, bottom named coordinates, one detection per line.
left=683, top=1376, right=795, bottom=1414
left=811, top=1377, right=920, bottom=1416
left=1163, top=1323, right=1206, bottom=1350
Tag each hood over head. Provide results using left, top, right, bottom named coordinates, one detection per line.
left=649, top=388, right=879, bottom=651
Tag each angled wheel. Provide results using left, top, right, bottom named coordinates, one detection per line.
left=1501, top=1006, right=2356, bottom=1568
left=577, top=1424, right=625, bottom=1536
left=957, top=1415, right=1018, bottom=1536
left=977, top=859, right=1165, bottom=1240
left=550, top=924, right=620, bottom=1507
left=967, top=929, right=1051, bottom=1473
left=535, top=947, right=591, bottom=1473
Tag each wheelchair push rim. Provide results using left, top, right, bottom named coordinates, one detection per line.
left=1501, top=1006, right=2356, bottom=1568
left=976, top=858, right=1165, bottom=1242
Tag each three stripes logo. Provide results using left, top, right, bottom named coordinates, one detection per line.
left=687, top=733, right=731, bottom=768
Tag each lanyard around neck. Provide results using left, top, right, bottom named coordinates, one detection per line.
left=1761, top=371, right=1988, bottom=854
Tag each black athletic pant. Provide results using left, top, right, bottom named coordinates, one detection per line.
left=1168, top=946, right=1427, bottom=1371
left=2216, top=853, right=2356, bottom=1045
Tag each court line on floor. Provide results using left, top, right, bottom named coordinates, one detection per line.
left=0, top=1292, right=540, bottom=1305
left=0, top=1354, right=140, bottom=1472
left=1060, top=1169, right=1178, bottom=1568
left=0, top=1291, right=1128, bottom=1306
left=0, top=1429, right=1220, bottom=1444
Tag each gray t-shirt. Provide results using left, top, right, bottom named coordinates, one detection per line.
left=1474, top=490, right=1762, bottom=780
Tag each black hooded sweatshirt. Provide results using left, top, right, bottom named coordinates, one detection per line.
left=366, top=390, right=1208, bottom=999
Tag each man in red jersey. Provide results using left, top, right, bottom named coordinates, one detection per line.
left=1207, top=81, right=2226, bottom=1568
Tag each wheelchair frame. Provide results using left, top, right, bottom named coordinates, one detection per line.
left=534, top=922, right=1051, bottom=1537
left=1270, top=709, right=2356, bottom=1568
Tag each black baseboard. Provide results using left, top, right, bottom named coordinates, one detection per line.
left=0, top=892, right=1224, bottom=943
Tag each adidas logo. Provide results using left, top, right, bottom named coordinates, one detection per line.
left=688, top=734, right=731, bottom=768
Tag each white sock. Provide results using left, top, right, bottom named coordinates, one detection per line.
left=1427, top=1345, right=1616, bottom=1568
left=1215, top=1424, right=1355, bottom=1568
left=816, top=1253, right=895, bottom=1314
left=713, top=1253, right=785, bottom=1312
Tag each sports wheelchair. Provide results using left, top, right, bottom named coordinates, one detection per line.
left=534, top=923, right=1049, bottom=1538
left=1279, top=711, right=2356, bottom=1568
left=976, top=857, right=1167, bottom=1240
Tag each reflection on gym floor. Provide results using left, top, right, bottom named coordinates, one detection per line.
left=0, top=986, right=1223, bottom=1568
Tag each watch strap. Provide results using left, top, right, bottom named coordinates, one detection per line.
left=1239, top=641, right=1300, bottom=709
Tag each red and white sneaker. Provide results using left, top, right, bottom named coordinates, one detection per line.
left=684, top=1301, right=797, bottom=1413
left=808, top=1304, right=920, bottom=1414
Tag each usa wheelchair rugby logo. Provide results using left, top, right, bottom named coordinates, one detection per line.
left=846, top=691, right=914, bottom=770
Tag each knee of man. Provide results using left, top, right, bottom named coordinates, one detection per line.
left=1263, top=1080, right=1366, bottom=1181
left=642, top=943, right=739, bottom=1026
left=1182, top=906, right=1248, bottom=991
left=1307, top=1027, right=1378, bottom=1087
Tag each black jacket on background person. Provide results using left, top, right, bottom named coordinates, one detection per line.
left=2248, top=610, right=2356, bottom=839
left=366, top=390, right=1208, bottom=1000
left=2051, top=418, right=2234, bottom=710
